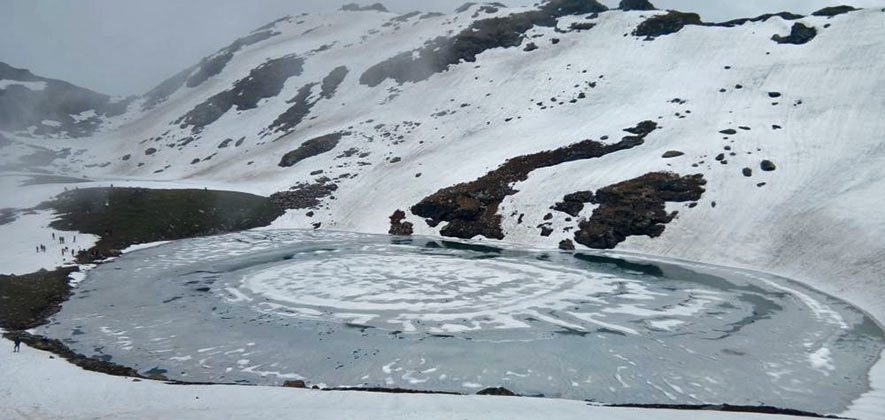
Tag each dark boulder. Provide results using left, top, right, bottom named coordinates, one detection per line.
left=477, top=387, right=516, bottom=396
left=559, top=239, right=576, bottom=250
left=760, top=160, right=777, bottom=171
left=772, top=23, right=817, bottom=45
left=662, top=150, right=684, bottom=158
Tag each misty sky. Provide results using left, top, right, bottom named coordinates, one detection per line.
left=1, top=0, right=882, bottom=96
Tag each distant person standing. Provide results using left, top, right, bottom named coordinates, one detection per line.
left=13, top=335, right=22, bottom=352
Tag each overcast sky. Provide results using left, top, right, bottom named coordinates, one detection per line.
left=1, top=0, right=881, bottom=96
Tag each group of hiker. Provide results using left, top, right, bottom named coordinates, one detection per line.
left=35, top=232, right=81, bottom=259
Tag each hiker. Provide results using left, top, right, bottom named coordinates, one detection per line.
left=13, top=336, right=21, bottom=352
left=73, top=235, right=76, bottom=243
left=52, top=232, right=55, bottom=240
left=36, top=245, right=40, bottom=253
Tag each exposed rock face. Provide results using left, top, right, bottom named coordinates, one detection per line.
left=574, top=172, right=706, bottom=249
left=388, top=209, right=414, bottom=235
left=633, top=11, right=702, bottom=40
left=270, top=179, right=338, bottom=210
left=143, top=29, right=281, bottom=110
left=812, top=6, right=858, bottom=17
left=176, top=54, right=305, bottom=133
left=477, top=387, right=516, bottom=396
left=320, top=66, right=349, bottom=99
left=279, top=132, right=348, bottom=167
left=412, top=121, right=656, bottom=240
left=360, top=0, right=607, bottom=87
left=772, top=23, right=817, bottom=45
left=619, top=0, right=656, bottom=11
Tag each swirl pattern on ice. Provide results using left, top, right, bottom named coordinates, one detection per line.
left=37, top=230, right=885, bottom=414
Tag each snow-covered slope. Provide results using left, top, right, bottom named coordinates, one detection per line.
left=2, top=2, right=885, bottom=418
left=7, top=2, right=883, bottom=320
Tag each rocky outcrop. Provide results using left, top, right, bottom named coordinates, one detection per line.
left=360, top=0, right=607, bottom=87
left=574, top=172, right=706, bottom=249
left=553, top=190, right=594, bottom=217
left=278, top=132, right=347, bottom=167
left=176, top=55, right=305, bottom=133
left=412, top=121, right=656, bottom=240
left=812, top=6, right=858, bottom=17
left=633, top=11, right=702, bottom=40
left=619, top=0, right=656, bottom=11
left=341, top=3, right=389, bottom=12
left=270, top=179, right=338, bottom=210
left=772, top=23, right=817, bottom=45
left=388, top=210, right=414, bottom=235
left=477, top=387, right=516, bottom=396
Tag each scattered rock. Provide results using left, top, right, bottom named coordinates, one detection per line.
left=719, top=129, right=737, bottom=135
left=523, top=42, right=539, bottom=52
left=270, top=179, right=338, bottom=210
left=768, top=92, right=782, bottom=98
left=144, top=147, right=157, bottom=155
left=558, top=239, right=576, bottom=250
left=662, top=150, right=684, bottom=158
left=742, top=167, right=752, bottom=177
left=760, top=160, right=777, bottom=171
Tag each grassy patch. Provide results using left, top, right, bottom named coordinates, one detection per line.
left=0, top=267, right=76, bottom=330
left=37, top=187, right=283, bottom=261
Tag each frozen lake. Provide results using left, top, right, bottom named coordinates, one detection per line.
left=40, top=230, right=884, bottom=414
